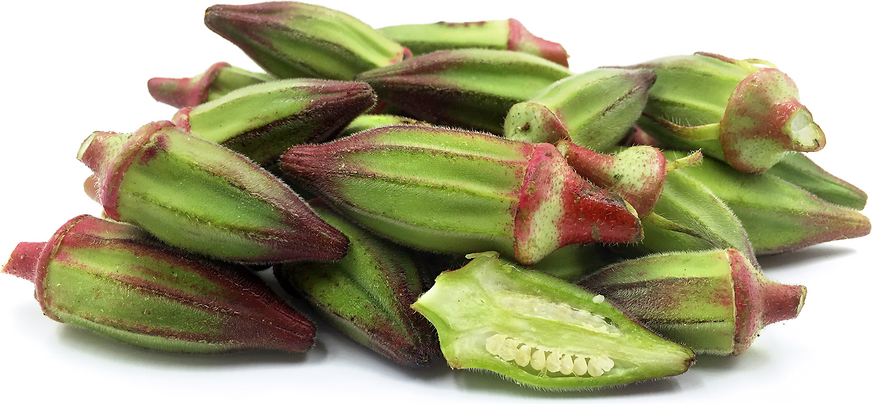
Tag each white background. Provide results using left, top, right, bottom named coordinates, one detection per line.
left=1, top=1, right=869, bottom=402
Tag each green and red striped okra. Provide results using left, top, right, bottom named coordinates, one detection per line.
left=147, top=62, right=274, bottom=109
left=629, top=52, right=825, bottom=173
left=280, top=125, right=642, bottom=266
left=2, top=215, right=316, bottom=353
left=77, top=120, right=348, bottom=263
left=504, top=67, right=656, bottom=151
left=665, top=151, right=871, bottom=254
left=356, top=49, right=572, bottom=135
left=172, top=78, right=377, bottom=166
left=378, top=19, right=569, bottom=67
left=204, top=1, right=410, bottom=80
left=274, top=199, right=439, bottom=367
left=767, top=152, right=867, bottom=211
left=578, top=249, right=806, bottom=355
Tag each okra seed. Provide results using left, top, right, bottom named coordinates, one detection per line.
left=486, top=334, right=614, bottom=377
left=486, top=334, right=507, bottom=355
left=515, top=345, right=532, bottom=367
left=559, top=352, right=574, bottom=375
left=500, top=338, right=519, bottom=361
left=588, top=361, right=604, bottom=377
left=530, top=349, right=546, bottom=371
left=545, top=351, right=561, bottom=373
left=572, top=356, right=588, bottom=376
left=591, top=355, right=615, bottom=372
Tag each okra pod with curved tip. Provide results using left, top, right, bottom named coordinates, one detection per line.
left=274, top=199, right=439, bottom=367
left=356, top=49, right=572, bottom=134
left=629, top=52, right=825, bottom=173
left=2, top=215, right=316, bottom=353
left=504, top=68, right=655, bottom=151
left=411, top=251, right=695, bottom=390
left=378, top=19, right=569, bottom=67
left=172, top=78, right=377, bottom=166
left=665, top=151, right=871, bottom=255
left=204, top=1, right=409, bottom=80
left=578, top=249, right=806, bottom=355
left=77, top=120, right=348, bottom=264
left=767, top=152, right=867, bottom=210
left=280, top=125, right=642, bottom=266
left=147, top=62, right=273, bottom=109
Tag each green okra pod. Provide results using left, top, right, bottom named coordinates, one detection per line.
left=204, top=1, right=410, bottom=80
left=172, top=78, right=377, bottom=166
left=665, top=151, right=870, bottom=254
left=2, top=215, right=316, bottom=353
left=578, top=249, right=806, bottom=355
left=356, top=49, right=572, bottom=134
left=274, top=199, right=439, bottom=367
left=280, top=125, right=642, bottom=265
left=504, top=67, right=656, bottom=151
left=147, top=62, right=273, bottom=109
left=77, top=120, right=348, bottom=263
left=629, top=52, right=825, bottom=173
left=378, top=18, right=569, bottom=66
left=767, top=152, right=867, bottom=210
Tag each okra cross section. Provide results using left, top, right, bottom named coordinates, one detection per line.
left=411, top=252, right=695, bottom=390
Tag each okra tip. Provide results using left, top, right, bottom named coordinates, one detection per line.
left=2, top=242, right=45, bottom=283
left=760, top=282, right=807, bottom=327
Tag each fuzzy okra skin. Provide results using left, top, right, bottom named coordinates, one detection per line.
left=527, top=243, right=621, bottom=282
left=767, top=152, right=868, bottom=210
left=280, top=125, right=642, bottom=266
left=411, top=252, right=695, bottom=390
left=665, top=151, right=871, bottom=255
left=2, top=215, right=316, bottom=353
left=204, top=1, right=409, bottom=80
left=147, top=62, right=274, bottom=109
left=77, top=120, right=348, bottom=264
left=614, top=168, right=758, bottom=268
left=356, top=49, right=572, bottom=135
left=274, top=199, right=439, bottom=367
left=378, top=19, right=569, bottom=67
left=630, top=52, right=825, bottom=173
left=172, top=78, right=377, bottom=166
left=504, top=67, right=656, bottom=151
left=337, top=114, right=430, bottom=138
left=557, top=143, right=686, bottom=218
left=578, top=249, right=806, bottom=355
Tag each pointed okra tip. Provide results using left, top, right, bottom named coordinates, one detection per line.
left=147, top=62, right=238, bottom=109
left=507, top=18, right=569, bottom=67
left=729, top=249, right=807, bottom=355
left=76, top=128, right=137, bottom=179
left=2, top=242, right=46, bottom=283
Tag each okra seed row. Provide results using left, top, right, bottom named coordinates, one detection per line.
left=485, top=334, right=615, bottom=377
